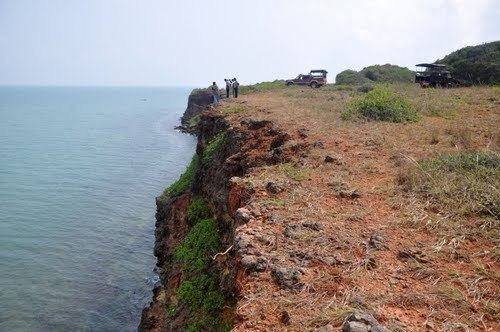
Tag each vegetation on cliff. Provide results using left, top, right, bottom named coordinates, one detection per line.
left=202, top=133, right=226, bottom=165
left=187, top=197, right=211, bottom=225
left=336, top=64, right=413, bottom=85
left=342, top=85, right=419, bottom=122
left=437, top=41, right=500, bottom=85
left=175, top=199, right=232, bottom=331
left=163, top=154, right=199, bottom=196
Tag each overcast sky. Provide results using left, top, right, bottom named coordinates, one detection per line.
left=0, top=0, right=498, bottom=86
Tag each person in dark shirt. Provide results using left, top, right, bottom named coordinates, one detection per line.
left=232, top=78, right=239, bottom=98
left=224, top=79, right=231, bottom=98
left=211, top=82, right=220, bottom=104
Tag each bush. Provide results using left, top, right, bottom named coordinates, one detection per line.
left=399, top=152, right=500, bottom=218
left=203, top=133, right=226, bottom=165
left=357, top=83, right=374, bottom=93
left=438, top=41, right=500, bottom=85
left=335, top=70, right=368, bottom=85
left=163, top=154, right=199, bottom=196
left=342, top=85, right=419, bottom=122
left=176, top=217, right=221, bottom=273
left=175, top=217, right=231, bottom=331
left=187, top=198, right=212, bottom=225
left=359, top=64, right=413, bottom=83
left=335, top=64, right=413, bottom=85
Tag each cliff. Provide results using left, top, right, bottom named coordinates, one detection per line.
left=177, top=89, right=214, bottom=133
left=139, top=93, right=292, bottom=331
left=140, top=83, right=499, bottom=331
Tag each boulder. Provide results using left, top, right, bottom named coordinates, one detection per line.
left=342, top=311, right=388, bottom=332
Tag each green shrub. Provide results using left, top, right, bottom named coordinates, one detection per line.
left=342, top=85, right=419, bottom=122
left=175, top=217, right=231, bottom=331
left=399, top=152, right=500, bottom=218
left=438, top=41, right=500, bottom=85
left=203, top=133, right=226, bottom=165
left=163, top=154, right=199, bottom=196
left=187, top=198, right=212, bottom=225
left=177, top=273, right=225, bottom=311
left=359, top=64, right=413, bottom=83
left=335, top=64, right=413, bottom=85
left=335, top=70, right=368, bottom=85
left=176, top=217, right=221, bottom=273
left=357, top=83, right=374, bottom=93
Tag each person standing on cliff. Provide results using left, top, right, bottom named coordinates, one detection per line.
left=232, top=78, right=239, bottom=98
left=211, top=81, right=220, bottom=104
left=225, top=79, right=231, bottom=98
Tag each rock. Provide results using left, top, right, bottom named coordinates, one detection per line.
left=280, top=310, right=291, bottom=325
left=268, top=127, right=283, bottom=136
left=344, top=321, right=371, bottom=332
left=329, top=181, right=360, bottom=199
left=368, top=233, right=386, bottom=250
left=321, top=255, right=345, bottom=266
left=398, top=248, right=429, bottom=263
left=271, top=267, right=304, bottom=290
left=339, top=188, right=361, bottom=199
left=270, top=146, right=284, bottom=163
left=248, top=203, right=262, bottom=217
left=266, top=181, right=284, bottom=194
left=302, top=221, right=324, bottom=231
left=342, top=311, right=388, bottom=332
left=315, top=324, right=334, bottom=332
left=271, top=134, right=289, bottom=149
left=313, top=140, right=325, bottom=148
left=298, top=128, right=309, bottom=138
left=255, top=257, right=267, bottom=271
left=324, top=155, right=343, bottom=165
left=241, top=255, right=267, bottom=272
left=290, top=250, right=311, bottom=261
left=255, top=233, right=274, bottom=246
left=247, top=119, right=271, bottom=130
left=284, top=224, right=300, bottom=239
left=234, top=233, right=253, bottom=253
left=235, top=207, right=252, bottom=224
left=241, top=255, right=258, bottom=269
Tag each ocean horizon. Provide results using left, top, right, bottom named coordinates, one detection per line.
left=0, top=86, right=197, bottom=331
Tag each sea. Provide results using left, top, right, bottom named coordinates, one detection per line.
left=0, top=86, right=197, bottom=331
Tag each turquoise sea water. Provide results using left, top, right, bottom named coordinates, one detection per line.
left=0, top=87, right=196, bottom=331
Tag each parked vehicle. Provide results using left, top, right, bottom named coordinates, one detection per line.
left=415, top=63, right=461, bottom=88
left=286, top=69, right=328, bottom=88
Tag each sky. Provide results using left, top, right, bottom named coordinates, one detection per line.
left=0, top=0, right=498, bottom=86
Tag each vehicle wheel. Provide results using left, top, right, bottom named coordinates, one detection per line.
left=286, top=82, right=293, bottom=86
left=310, top=82, right=319, bottom=88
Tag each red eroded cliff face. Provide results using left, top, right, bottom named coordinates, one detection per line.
left=139, top=101, right=292, bottom=331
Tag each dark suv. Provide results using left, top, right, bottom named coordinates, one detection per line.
left=286, top=69, right=328, bottom=88
left=415, top=63, right=461, bottom=88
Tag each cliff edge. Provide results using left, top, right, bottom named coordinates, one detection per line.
left=141, top=84, right=499, bottom=331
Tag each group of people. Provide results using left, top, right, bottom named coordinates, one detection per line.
left=210, top=78, right=239, bottom=104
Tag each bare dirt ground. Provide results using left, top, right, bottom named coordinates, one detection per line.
left=219, top=85, right=499, bottom=331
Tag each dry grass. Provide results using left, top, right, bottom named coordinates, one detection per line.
left=221, top=84, right=500, bottom=332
